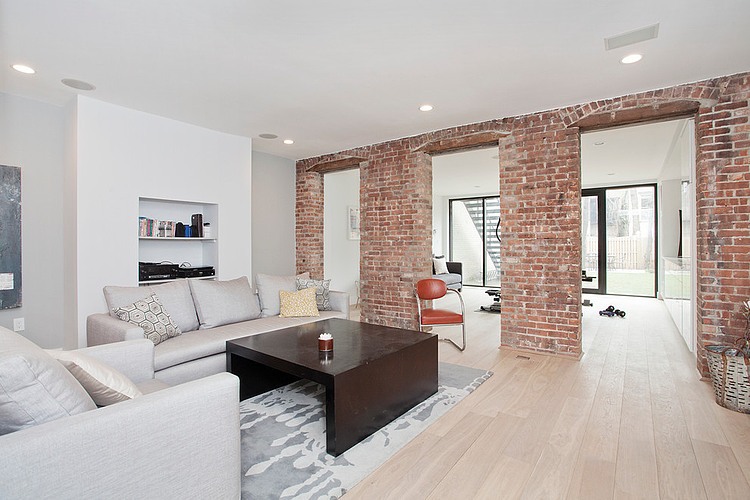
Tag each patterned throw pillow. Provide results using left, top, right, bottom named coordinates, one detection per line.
left=113, top=294, right=181, bottom=345
left=279, top=287, right=320, bottom=318
left=296, top=277, right=332, bottom=311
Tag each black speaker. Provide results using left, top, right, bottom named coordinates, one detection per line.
left=191, top=214, right=203, bottom=237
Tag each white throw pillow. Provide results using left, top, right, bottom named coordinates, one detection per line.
left=433, top=256, right=449, bottom=275
left=256, top=272, right=310, bottom=317
left=112, top=294, right=181, bottom=345
left=188, top=276, right=261, bottom=329
left=0, top=328, right=96, bottom=435
left=49, top=350, right=142, bottom=406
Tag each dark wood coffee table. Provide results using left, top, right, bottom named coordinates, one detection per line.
left=226, top=318, right=438, bottom=456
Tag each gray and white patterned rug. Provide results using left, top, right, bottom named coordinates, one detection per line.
left=239, top=362, right=492, bottom=499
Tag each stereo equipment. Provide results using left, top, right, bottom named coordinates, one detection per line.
left=139, top=262, right=178, bottom=282
left=175, top=266, right=215, bottom=279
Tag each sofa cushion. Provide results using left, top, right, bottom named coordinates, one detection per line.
left=189, top=277, right=260, bottom=329
left=433, top=255, right=449, bottom=275
left=433, top=273, right=462, bottom=286
left=279, top=287, right=320, bottom=318
left=48, top=350, right=142, bottom=406
left=104, top=280, right=199, bottom=333
left=296, top=277, right=332, bottom=311
left=153, top=311, right=345, bottom=371
left=0, top=328, right=96, bottom=435
left=113, top=294, right=181, bottom=346
left=256, top=272, right=310, bottom=317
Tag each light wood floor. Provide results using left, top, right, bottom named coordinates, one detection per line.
left=346, top=289, right=750, bottom=499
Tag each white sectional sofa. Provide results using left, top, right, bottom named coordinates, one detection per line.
left=0, top=327, right=240, bottom=498
left=87, top=275, right=350, bottom=385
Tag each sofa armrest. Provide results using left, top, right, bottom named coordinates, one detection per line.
left=0, top=373, right=240, bottom=499
left=329, top=290, right=350, bottom=319
left=76, top=339, right=155, bottom=383
left=87, top=313, right=144, bottom=346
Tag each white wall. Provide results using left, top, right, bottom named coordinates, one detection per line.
left=0, top=93, right=66, bottom=348
left=251, top=151, right=296, bottom=280
left=74, top=97, right=252, bottom=346
left=324, top=169, right=360, bottom=303
left=657, top=120, right=692, bottom=297
left=431, top=194, right=448, bottom=256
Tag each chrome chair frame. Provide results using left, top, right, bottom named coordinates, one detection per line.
left=415, top=286, right=467, bottom=351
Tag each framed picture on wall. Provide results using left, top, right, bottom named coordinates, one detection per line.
left=0, top=165, right=22, bottom=309
left=348, top=206, right=360, bottom=240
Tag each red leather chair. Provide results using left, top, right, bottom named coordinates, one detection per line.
left=415, top=278, right=466, bottom=351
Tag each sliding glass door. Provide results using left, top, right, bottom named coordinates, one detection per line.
left=582, top=184, right=657, bottom=297
left=449, top=196, right=500, bottom=288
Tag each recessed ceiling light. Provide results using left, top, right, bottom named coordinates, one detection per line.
left=621, top=54, right=643, bottom=64
left=594, top=141, right=605, bottom=146
left=283, top=139, right=294, bottom=145
left=419, top=104, right=434, bottom=112
left=61, top=78, right=96, bottom=91
left=258, top=133, right=278, bottom=139
left=607, top=173, right=616, bottom=176
left=11, top=64, right=35, bottom=74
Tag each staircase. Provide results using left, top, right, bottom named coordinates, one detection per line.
left=463, top=198, right=501, bottom=272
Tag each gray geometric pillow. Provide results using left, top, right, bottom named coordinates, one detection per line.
left=113, top=294, right=181, bottom=345
left=296, top=278, right=332, bottom=311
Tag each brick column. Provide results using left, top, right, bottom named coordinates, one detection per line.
left=498, top=113, right=583, bottom=358
left=359, top=141, right=433, bottom=329
left=295, top=162, right=324, bottom=279
left=695, top=73, right=750, bottom=374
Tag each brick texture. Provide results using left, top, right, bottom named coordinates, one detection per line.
left=296, top=72, right=750, bottom=374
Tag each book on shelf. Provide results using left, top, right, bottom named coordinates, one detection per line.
left=139, top=217, right=176, bottom=237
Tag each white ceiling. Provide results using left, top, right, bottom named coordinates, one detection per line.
left=432, top=148, right=498, bottom=197
left=1, top=1, right=748, bottom=160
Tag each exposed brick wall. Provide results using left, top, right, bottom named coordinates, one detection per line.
left=295, top=163, right=324, bottom=279
left=296, top=72, right=750, bottom=374
left=694, top=73, right=750, bottom=374
left=498, top=113, right=582, bottom=358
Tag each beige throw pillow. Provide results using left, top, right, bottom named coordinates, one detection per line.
left=49, top=350, right=142, bottom=406
left=279, top=287, right=320, bottom=318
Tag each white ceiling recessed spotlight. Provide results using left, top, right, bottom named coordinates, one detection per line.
left=283, top=139, right=294, bottom=145
left=61, top=78, right=96, bottom=91
left=621, top=54, right=643, bottom=64
left=258, top=133, right=278, bottom=139
left=419, top=104, right=434, bottom=112
left=594, top=141, right=606, bottom=146
left=11, top=64, right=35, bottom=74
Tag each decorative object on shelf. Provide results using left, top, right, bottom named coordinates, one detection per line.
left=705, top=299, right=750, bottom=413
left=191, top=214, right=203, bottom=237
left=348, top=205, right=360, bottom=240
left=203, top=223, right=211, bottom=238
left=0, top=165, right=22, bottom=310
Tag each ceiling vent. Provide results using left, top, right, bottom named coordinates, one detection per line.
left=605, top=23, right=659, bottom=51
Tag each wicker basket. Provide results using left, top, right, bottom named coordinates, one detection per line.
left=705, top=345, right=750, bottom=413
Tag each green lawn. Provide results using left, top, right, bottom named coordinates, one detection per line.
left=605, top=271, right=655, bottom=296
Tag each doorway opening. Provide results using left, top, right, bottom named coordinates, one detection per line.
left=581, top=184, right=657, bottom=297
left=580, top=117, right=697, bottom=351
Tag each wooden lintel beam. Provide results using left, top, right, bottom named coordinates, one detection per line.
left=413, top=131, right=507, bottom=155
left=307, top=156, right=367, bottom=174
left=572, top=100, right=701, bottom=131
